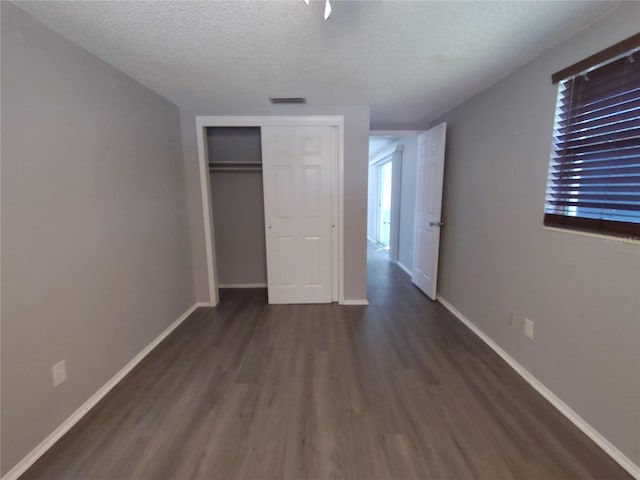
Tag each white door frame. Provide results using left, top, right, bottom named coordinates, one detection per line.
left=195, top=115, right=344, bottom=306
left=376, top=160, right=390, bottom=245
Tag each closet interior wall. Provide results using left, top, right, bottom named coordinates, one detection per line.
left=207, top=127, right=267, bottom=287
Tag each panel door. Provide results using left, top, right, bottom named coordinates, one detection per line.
left=261, top=126, right=335, bottom=304
left=412, top=123, right=447, bottom=300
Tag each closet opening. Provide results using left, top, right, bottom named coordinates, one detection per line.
left=207, top=126, right=268, bottom=304
left=196, top=115, right=345, bottom=306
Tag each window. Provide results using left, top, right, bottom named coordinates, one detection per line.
left=544, top=34, right=640, bottom=238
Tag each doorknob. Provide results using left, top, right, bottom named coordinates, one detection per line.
left=429, top=221, right=445, bottom=227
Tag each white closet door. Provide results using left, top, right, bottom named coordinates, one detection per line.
left=412, top=123, right=447, bottom=300
left=261, top=126, right=334, bottom=304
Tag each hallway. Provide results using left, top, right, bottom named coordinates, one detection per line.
left=21, top=251, right=631, bottom=479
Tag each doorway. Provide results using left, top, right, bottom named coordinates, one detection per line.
left=367, top=126, right=447, bottom=302
left=207, top=127, right=267, bottom=291
left=367, top=135, right=405, bottom=266
left=367, top=132, right=417, bottom=284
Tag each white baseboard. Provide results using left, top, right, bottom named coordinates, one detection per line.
left=437, top=295, right=640, bottom=480
left=217, top=283, right=267, bottom=288
left=396, top=262, right=412, bottom=277
left=1, top=302, right=204, bottom=480
left=341, top=299, right=369, bottom=306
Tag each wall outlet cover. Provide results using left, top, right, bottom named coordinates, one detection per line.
left=52, top=360, right=67, bottom=387
left=524, top=318, right=535, bottom=340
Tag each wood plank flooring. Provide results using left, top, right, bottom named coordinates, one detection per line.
left=21, top=247, right=632, bottom=479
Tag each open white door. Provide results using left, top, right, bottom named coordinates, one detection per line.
left=412, top=123, right=447, bottom=300
left=262, top=126, right=335, bottom=304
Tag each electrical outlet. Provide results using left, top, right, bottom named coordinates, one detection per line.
left=524, top=319, right=535, bottom=340
left=509, top=311, right=516, bottom=328
left=52, top=360, right=67, bottom=387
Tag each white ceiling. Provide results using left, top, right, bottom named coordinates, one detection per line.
left=15, top=1, right=619, bottom=127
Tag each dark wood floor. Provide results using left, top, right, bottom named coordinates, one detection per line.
left=22, top=247, right=631, bottom=479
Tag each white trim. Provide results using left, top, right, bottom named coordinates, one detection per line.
left=217, top=283, right=267, bottom=288
left=197, top=115, right=344, bottom=128
left=0, top=303, right=206, bottom=480
left=331, top=125, right=340, bottom=303
left=542, top=226, right=640, bottom=245
left=369, top=164, right=380, bottom=244
left=396, top=261, right=413, bottom=277
left=370, top=129, right=424, bottom=137
left=388, top=151, right=402, bottom=263
left=338, top=121, right=345, bottom=304
left=370, top=143, right=404, bottom=166
left=341, top=299, right=369, bottom=306
left=195, top=115, right=345, bottom=306
left=437, top=295, right=640, bottom=480
left=195, top=123, right=218, bottom=306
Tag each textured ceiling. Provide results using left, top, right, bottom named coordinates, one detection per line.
left=15, top=1, right=619, bottom=127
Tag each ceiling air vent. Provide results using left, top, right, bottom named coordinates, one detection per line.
left=269, top=97, right=307, bottom=104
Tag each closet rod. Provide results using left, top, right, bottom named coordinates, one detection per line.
left=209, top=166, right=262, bottom=172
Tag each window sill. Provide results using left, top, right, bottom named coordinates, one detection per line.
left=542, top=226, right=640, bottom=246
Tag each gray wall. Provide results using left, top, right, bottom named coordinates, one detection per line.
left=207, top=127, right=262, bottom=165
left=397, top=136, right=417, bottom=272
left=433, top=2, right=640, bottom=465
left=181, top=106, right=371, bottom=302
left=210, top=172, right=267, bottom=285
left=1, top=4, right=194, bottom=475
left=208, top=128, right=267, bottom=285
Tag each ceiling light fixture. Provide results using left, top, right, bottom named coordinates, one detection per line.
left=302, top=0, right=331, bottom=20
left=324, top=0, right=332, bottom=20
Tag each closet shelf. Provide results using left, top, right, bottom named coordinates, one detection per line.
left=209, top=161, right=262, bottom=172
